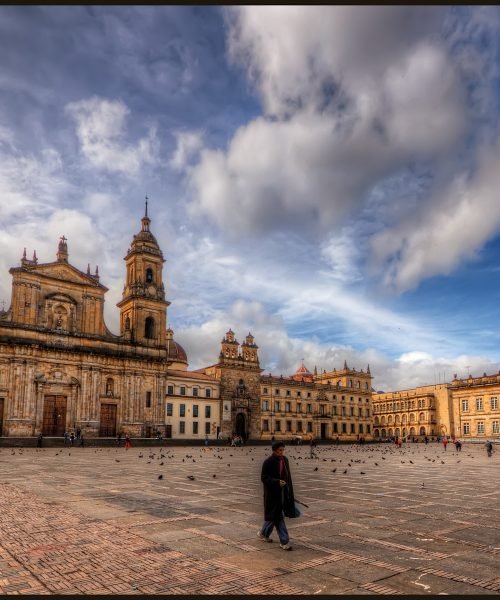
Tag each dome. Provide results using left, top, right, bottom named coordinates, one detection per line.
left=295, top=362, right=311, bottom=375
left=166, top=337, right=188, bottom=370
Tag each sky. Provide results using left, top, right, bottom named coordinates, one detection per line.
left=2, top=6, right=500, bottom=391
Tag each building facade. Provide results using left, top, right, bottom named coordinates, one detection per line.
left=372, top=384, right=453, bottom=440
left=451, top=372, right=500, bottom=440
left=259, top=361, right=373, bottom=441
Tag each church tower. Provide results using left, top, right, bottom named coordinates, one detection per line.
left=117, top=201, right=169, bottom=346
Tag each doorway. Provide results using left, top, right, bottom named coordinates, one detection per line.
left=0, top=398, right=4, bottom=435
left=99, top=404, right=117, bottom=437
left=42, top=396, right=67, bottom=436
left=320, top=423, right=327, bottom=439
left=235, top=412, right=246, bottom=440
left=165, top=424, right=172, bottom=439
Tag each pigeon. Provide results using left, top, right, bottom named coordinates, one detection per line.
left=187, top=475, right=195, bottom=481
left=115, top=459, right=120, bottom=463
left=374, top=463, right=379, bottom=466
left=213, top=474, right=216, bottom=478
left=409, top=460, right=414, bottom=464
left=343, top=469, right=348, bottom=474
left=332, top=468, right=337, bottom=473
left=360, top=472, right=366, bottom=475
left=314, top=467, right=318, bottom=471
left=158, top=475, right=163, bottom=480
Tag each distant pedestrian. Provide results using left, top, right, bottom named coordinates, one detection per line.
left=258, top=441, right=296, bottom=551
left=70, top=432, right=75, bottom=446
left=485, top=440, right=494, bottom=458
left=63, top=431, right=69, bottom=445
left=37, top=433, right=43, bottom=448
left=124, top=435, right=132, bottom=450
left=455, top=440, right=462, bottom=452
left=205, top=434, right=209, bottom=447
left=443, top=438, right=448, bottom=451
left=116, top=432, right=122, bottom=447
left=424, top=436, right=429, bottom=445
left=309, top=437, right=316, bottom=459
left=76, top=427, right=81, bottom=440
left=79, top=434, right=85, bottom=447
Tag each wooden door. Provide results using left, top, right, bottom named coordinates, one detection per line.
left=42, top=396, right=67, bottom=436
left=99, top=404, right=117, bottom=437
left=165, top=424, right=172, bottom=439
left=320, top=423, right=327, bottom=439
left=0, top=398, right=4, bottom=435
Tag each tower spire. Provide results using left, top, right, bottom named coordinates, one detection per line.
left=141, top=195, right=151, bottom=232
left=145, top=194, right=148, bottom=217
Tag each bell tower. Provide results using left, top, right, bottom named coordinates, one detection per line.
left=117, top=200, right=169, bottom=346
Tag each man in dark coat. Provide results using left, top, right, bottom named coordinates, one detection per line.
left=258, top=441, right=296, bottom=550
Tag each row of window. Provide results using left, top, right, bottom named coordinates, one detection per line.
left=262, top=401, right=370, bottom=417
left=462, top=421, right=500, bottom=434
left=166, top=403, right=212, bottom=418
left=262, top=420, right=371, bottom=434
left=167, top=385, right=213, bottom=398
left=461, top=397, right=498, bottom=412
left=374, top=412, right=427, bottom=425
left=374, top=399, right=431, bottom=412
left=178, top=421, right=212, bottom=434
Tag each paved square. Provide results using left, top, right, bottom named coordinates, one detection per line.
left=0, top=441, right=499, bottom=595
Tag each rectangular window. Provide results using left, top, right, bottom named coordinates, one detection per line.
left=350, top=423, right=355, bottom=433
left=180, top=386, right=186, bottom=396
left=350, top=407, right=354, bottom=416
left=193, top=422, right=198, bottom=435
left=478, top=421, right=484, bottom=434
left=492, top=421, right=499, bottom=434
left=179, top=421, right=185, bottom=434
left=167, top=385, right=174, bottom=395
left=297, top=391, right=301, bottom=397
left=205, top=422, right=210, bottom=435
left=180, top=404, right=185, bottom=417
left=263, top=419, right=269, bottom=432
left=307, top=403, right=312, bottom=413
left=366, top=409, right=370, bottom=417
left=275, top=388, right=280, bottom=395
left=358, top=407, right=362, bottom=417
left=342, top=423, right=347, bottom=433
left=205, top=388, right=211, bottom=398
left=286, top=420, right=292, bottom=432
left=193, top=405, right=198, bottom=417
left=286, top=390, right=291, bottom=396
left=342, top=407, right=346, bottom=416
left=307, top=421, right=313, bottom=433
left=463, top=422, right=470, bottom=434
left=146, top=391, right=152, bottom=408
left=285, top=402, right=291, bottom=412
left=359, top=424, right=364, bottom=433
left=166, top=403, right=173, bottom=417
left=332, top=406, right=337, bottom=415
left=263, top=387, right=268, bottom=394
left=193, top=387, right=198, bottom=397
left=333, top=422, right=338, bottom=433
left=367, top=425, right=370, bottom=433
left=491, top=397, right=498, bottom=410
left=275, top=420, right=281, bottom=432
left=462, top=399, right=469, bottom=412
left=307, top=392, right=311, bottom=398
left=297, top=403, right=302, bottom=413
left=205, top=405, right=211, bottom=419
left=274, top=401, right=280, bottom=412
left=263, top=400, right=269, bottom=411
left=297, top=421, right=303, bottom=432
left=476, top=398, right=483, bottom=411
left=320, top=405, right=325, bottom=416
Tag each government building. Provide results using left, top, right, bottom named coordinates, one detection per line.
left=0, top=207, right=373, bottom=441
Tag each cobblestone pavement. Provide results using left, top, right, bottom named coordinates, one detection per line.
left=0, top=441, right=499, bottom=595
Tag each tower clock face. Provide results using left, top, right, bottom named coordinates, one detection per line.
left=147, top=284, right=155, bottom=295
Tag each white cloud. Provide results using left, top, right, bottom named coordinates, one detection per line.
left=370, top=140, right=500, bottom=291
left=65, top=96, right=158, bottom=176
left=169, top=129, right=204, bottom=171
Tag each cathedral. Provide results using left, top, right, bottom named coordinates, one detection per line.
left=0, top=205, right=375, bottom=441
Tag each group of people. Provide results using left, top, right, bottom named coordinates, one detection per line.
left=63, top=429, right=84, bottom=447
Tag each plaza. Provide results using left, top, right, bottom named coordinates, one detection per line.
left=0, top=441, right=499, bottom=595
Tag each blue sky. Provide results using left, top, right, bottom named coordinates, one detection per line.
left=2, top=6, right=500, bottom=390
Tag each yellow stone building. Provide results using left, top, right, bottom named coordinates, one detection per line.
left=259, top=361, right=373, bottom=441
left=372, top=384, right=453, bottom=440
left=451, top=372, right=500, bottom=440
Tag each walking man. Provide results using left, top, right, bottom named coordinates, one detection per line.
left=485, top=440, right=494, bottom=457
left=258, top=441, right=296, bottom=551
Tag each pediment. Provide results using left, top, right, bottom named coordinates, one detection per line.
left=31, top=262, right=107, bottom=289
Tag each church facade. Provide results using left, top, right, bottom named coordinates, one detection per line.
left=0, top=207, right=373, bottom=441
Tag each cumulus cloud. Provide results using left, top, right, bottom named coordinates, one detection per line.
left=65, top=96, right=158, bottom=176
left=187, top=6, right=466, bottom=247
left=370, top=140, right=500, bottom=291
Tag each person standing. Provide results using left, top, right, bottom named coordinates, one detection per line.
left=124, top=434, right=132, bottom=450
left=258, top=441, right=296, bottom=551
left=37, top=433, right=43, bottom=448
left=443, top=437, right=448, bottom=451
left=485, top=440, right=493, bottom=457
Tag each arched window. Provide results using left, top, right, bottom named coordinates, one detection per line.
left=388, top=415, right=393, bottom=424
left=402, top=414, right=407, bottom=424
left=395, top=415, right=400, bottom=425
left=395, top=428, right=400, bottom=437
left=419, top=412, right=425, bottom=423
left=410, top=413, right=415, bottom=423
left=419, top=426, right=426, bottom=436
left=374, top=429, right=380, bottom=438
left=374, top=416, right=380, bottom=426
left=381, top=428, right=387, bottom=438
left=124, top=315, right=130, bottom=330
left=381, top=416, right=386, bottom=426
left=145, top=268, right=154, bottom=283
left=410, top=427, right=415, bottom=436
left=144, top=316, right=155, bottom=339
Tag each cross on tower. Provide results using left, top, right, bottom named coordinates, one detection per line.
left=145, top=195, right=148, bottom=217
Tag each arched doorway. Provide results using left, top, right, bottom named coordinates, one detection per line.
left=235, top=412, right=246, bottom=441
